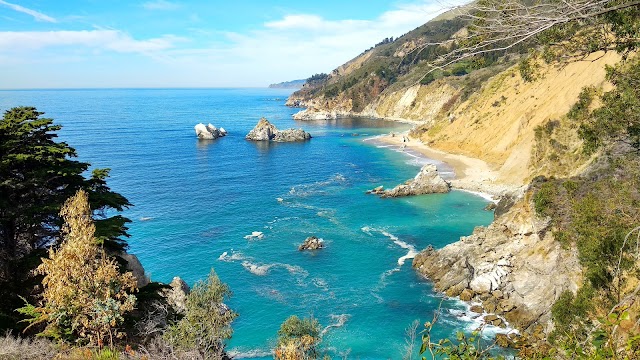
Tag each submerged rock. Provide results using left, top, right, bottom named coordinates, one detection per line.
left=298, top=236, right=325, bottom=251
left=380, top=164, right=450, bottom=197
left=195, top=123, right=227, bottom=140
left=246, top=118, right=311, bottom=142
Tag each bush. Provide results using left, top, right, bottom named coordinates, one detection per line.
left=274, top=316, right=321, bottom=360
left=165, top=270, right=237, bottom=359
left=20, top=190, right=137, bottom=346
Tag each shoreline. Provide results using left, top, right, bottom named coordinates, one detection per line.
left=375, top=132, right=524, bottom=201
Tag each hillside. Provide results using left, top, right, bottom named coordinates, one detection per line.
left=286, top=3, right=640, bottom=354
left=287, top=12, right=620, bottom=187
left=268, top=79, right=306, bottom=89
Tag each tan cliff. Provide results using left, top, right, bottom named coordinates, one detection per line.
left=418, top=52, right=620, bottom=186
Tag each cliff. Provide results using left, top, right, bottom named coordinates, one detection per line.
left=413, top=192, right=582, bottom=335
left=287, top=8, right=625, bottom=339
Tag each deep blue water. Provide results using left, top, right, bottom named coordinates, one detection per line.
left=1, top=88, right=495, bottom=359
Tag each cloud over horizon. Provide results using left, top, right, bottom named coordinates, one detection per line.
left=0, top=0, right=468, bottom=88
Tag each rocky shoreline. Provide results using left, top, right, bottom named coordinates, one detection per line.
left=289, top=102, right=572, bottom=339
left=412, top=194, right=581, bottom=337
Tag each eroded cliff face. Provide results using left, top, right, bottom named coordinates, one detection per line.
left=360, top=82, right=458, bottom=122
left=290, top=52, right=620, bottom=186
left=418, top=52, right=620, bottom=185
left=413, top=193, right=582, bottom=335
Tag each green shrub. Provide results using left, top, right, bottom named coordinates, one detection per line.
left=165, top=270, right=237, bottom=358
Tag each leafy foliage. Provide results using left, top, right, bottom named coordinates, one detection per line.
left=165, top=270, right=237, bottom=358
left=274, top=315, right=321, bottom=360
left=22, top=190, right=137, bottom=346
left=577, top=58, right=640, bottom=153
left=0, top=107, right=132, bottom=331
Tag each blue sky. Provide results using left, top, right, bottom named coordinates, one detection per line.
left=0, top=0, right=465, bottom=88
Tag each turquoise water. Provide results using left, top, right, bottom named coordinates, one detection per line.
left=1, top=88, right=494, bottom=359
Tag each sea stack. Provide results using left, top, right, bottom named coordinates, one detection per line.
left=195, top=123, right=227, bottom=140
left=246, top=117, right=311, bottom=142
left=380, top=164, right=450, bottom=197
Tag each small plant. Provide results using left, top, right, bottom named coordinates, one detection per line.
left=274, top=315, right=321, bottom=360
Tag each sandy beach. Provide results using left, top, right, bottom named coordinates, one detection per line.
left=378, top=133, right=524, bottom=200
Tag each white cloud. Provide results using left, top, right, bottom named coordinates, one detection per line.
left=0, top=0, right=473, bottom=88
left=0, top=0, right=56, bottom=23
left=0, top=30, right=181, bottom=54
left=142, top=0, right=181, bottom=11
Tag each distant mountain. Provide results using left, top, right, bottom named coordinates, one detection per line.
left=268, top=79, right=306, bottom=89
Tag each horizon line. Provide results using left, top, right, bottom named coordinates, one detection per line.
left=0, top=86, right=298, bottom=91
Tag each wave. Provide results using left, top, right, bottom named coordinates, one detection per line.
left=320, top=314, right=351, bottom=337
left=218, top=250, right=245, bottom=262
left=242, top=261, right=274, bottom=276
left=361, top=227, right=418, bottom=266
left=311, top=277, right=329, bottom=291
left=227, top=348, right=273, bottom=359
left=446, top=300, right=519, bottom=338
left=287, top=173, right=348, bottom=198
left=244, top=231, right=265, bottom=240
left=221, top=252, right=308, bottom=278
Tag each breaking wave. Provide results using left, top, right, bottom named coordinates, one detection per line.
left=320, top=314, right=351, bottom=337
left=361, top=226, right=418, bottom=266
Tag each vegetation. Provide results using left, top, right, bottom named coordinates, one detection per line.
left=165, top=270, right=237, bottom=358
left=0, top=107, right=132, bottom=331
left=274, top=316, right=321, bottom=360
left=20, top=190, right=137, bottom=346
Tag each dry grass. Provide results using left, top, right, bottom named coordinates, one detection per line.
left=0, top=332, right=57, bottom=360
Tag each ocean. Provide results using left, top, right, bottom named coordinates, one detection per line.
left=1, top=88, right=496, bottom=359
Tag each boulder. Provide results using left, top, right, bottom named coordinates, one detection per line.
left=299, top=236, right=325, bottom=251
left=460, top=288, right=475, bottom=301
left=246, top=118, right=311, bottom=142
left=195, top=123, right=228, bottom=140
left=381, top=164, right=450, bottom=197
left=119, top=253, right=150, bottom=288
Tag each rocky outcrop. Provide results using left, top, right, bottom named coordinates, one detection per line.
left=376, top=164, right=450, bottom=197
left=195, top=123, right=227, bottom=140
left=273, top=129, right=312, bottom=142
left=120, top=253, right=150, bottom=288
left=412, top=195, right=582, bottom=335
left=246, top=118, right=311, bottom=142
left=298, top=236, right=324, bottom=251
left=293, top=109, right=340, bottom=120
left=163, top=277, right=190, bottom=314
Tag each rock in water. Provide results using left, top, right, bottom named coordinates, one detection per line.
left=273, top=128, right=312, bottom=142
left=245, top=118, right=278, bottom=141
left=412, top=196, right=582, bottom=335
left=246, top=117, right=311, bottom=142
left=381, top=164, right=450, bottom=197
left=195, top=122, right=228, bottom=140
left=299, top=236, right=325, bottom=251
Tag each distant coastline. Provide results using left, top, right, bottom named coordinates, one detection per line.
left=268, top=79, right=305, bottom=89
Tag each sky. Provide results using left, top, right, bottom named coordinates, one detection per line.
left=0, top=0, right=466, bottom=88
